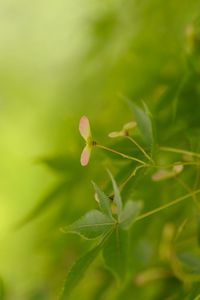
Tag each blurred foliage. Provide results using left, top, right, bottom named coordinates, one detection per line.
left=1, top=0, right=200, bottom=299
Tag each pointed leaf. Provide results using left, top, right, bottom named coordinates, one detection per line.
left=107, top=170, right=122, bottom=215
left=92, top=181, right=113, bottom=218
left=119, top=200, right=142, bottom=230
left=15, top=181, right=68, bottom=228
left=103, top=225, right=128, bottom=279
left=59, top=230, right=113, bottom=300
left=127, top=99, right=154, bottom=148
left=64, top=210, right=115, bottom=239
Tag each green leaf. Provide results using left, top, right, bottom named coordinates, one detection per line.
left=92, top=181, right=113, bottom=219
left=178, top=252, right=200, bottom=276
left=38, top=155, right=77, bottom=174
left=59, top=230, right=113, bottom=300
left=184, top=283, right=200, bottom=300
left=15, top=181, right=68, bottom=228
left=64, top=210, right=115, bottom=239
left=103, top=225, right=128, bottom=279
left=107, top=170, right=123, bottom=215
left=0, top=277, right=4, bottom=300
left=119, top=200, right=142, bottom=230
left=127, top=99, right=154, bottom=148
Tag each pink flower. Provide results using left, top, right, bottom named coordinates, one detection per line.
left=79, top=116, right=94, bottom=166
left=108, top=121, right=137, bottom=138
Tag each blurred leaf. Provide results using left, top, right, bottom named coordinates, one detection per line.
left=64, top=210, right=115, bottom=240
left=15, top=181, right=68, bottom=228
left=0, top=277, right=4, bottom=300
left=92, top=182, right=113, bottom=219
left=184, top=283, right=200, bottom=300
left=59, top=230, right=113, bottom=300
left=119, top=200, right=142, bottom=230
left=107, top=170, right=123, bottom=215
left=103, top=225, right=128, bottom=280
left=38, top=155, right=80, bottom=175
left=178, top=252, right=200, bottom=277
left=127, top=99, right=154, bottom=149
left=197, top=214, right=200, bottom=246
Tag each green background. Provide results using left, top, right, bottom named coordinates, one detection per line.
left=1, top=0, right=200, bottom=299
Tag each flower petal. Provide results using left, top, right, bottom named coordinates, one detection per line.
left=80, top=145, right=91, bottom=166
left=123, top=121, right=137, bottom=131
left=108, top=131, right=123, bottom=138
left=79, top=116, right=91, bottom=141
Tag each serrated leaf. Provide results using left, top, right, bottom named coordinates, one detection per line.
left=107, top=170, right=122, bottom=215
left=119, top=200, right=142, bottom=230
left=59, top=230, right=113, bottom=300
left=127, top=99, right=154, bottom=148
left=92, top=182, right=113, bottom=219
left=103, top=225, right=128, bottom=279
left=64, top=210, right=115, bottom=239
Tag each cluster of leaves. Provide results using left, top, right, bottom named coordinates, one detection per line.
left=57, top=102, right=200, bottom=299
left=59, top=171, right=142, bottom=299
left=11, top=2, right=200, bottom=299
left=17, top=99, right=200, bottom=300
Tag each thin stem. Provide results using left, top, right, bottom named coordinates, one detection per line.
left=120, top=165, right=148, bottom=191
left=152, top=161, right=200, bottom=169
left=96, top=144, right=146, bottom=165
left=108, top=165, right=148, bottom=200
left=159, top=146, right=200, bottom=159
left=135, top=189, right=200, bottom=222
left=193, top=163, right=200, bottom=189
left=175, top=176, right=200, bottom=211
left=125, top=136, right=153, bottom=162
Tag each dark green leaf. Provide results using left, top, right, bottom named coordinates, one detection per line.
left=92, top=181, right=113, bottom=219
left=103, top=225, right=128, bottom=280
left=64, top=210, right=115, bottom=239
left=127, top=99, right=154, bottom=148
left=119, top=200, right=142, bottom=230
left=107, top=170, right=123, bottom=215
left=59, top=230, right=113, bottom=299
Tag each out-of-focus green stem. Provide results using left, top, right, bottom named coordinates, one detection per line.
left=96, top=144, right=146, bottom=165
left=135, top=189, right=200, bottom=222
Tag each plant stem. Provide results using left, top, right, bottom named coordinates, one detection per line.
left=174, top=176, right=200, bottom=211
left=126, top=136, right=153, bottom=162
left=159, top=146, right=200, bottom=159
left=96, top=144, right=146, bottom=165
left=135, top=189, right=200, bottom=222
left=120, top=165, right=148, bottom=191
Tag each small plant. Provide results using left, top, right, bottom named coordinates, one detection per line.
left=59, top=101, right=200, bottom=299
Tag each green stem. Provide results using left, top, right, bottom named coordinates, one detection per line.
left=135, top=189, right=200, bottom=222
left=174, top=176, right=200, bottom=211
left=126, top=136, right=153, bottom=162
left=96, top=144, right=146, bottom=165
left=152, top=161, right=200, bottom=169
left=159, top=146, right=200, bottom=159
left=120, top=165, right=147, bottom=191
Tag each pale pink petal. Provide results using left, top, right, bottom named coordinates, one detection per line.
left=108, top=131, right=122, bottom=138
left=152, top=170, right=173, bottom=182
left=173, top=164, right=184, bottom=174
left=80, top=145, right=91, bottom=166
left=123, top=121, right=137, bottom=130
left=79, top=116, right=91, bottom=141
